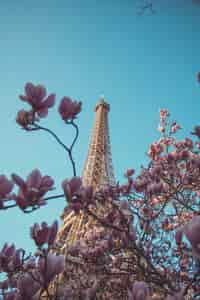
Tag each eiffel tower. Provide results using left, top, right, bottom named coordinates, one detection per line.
left=56, top=98, right=115, bottom=251
left=51, top=99, right=164, bottom=300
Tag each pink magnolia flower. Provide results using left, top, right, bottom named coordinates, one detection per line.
left=4, top=291, right=17, bottom=300
left=159, top=109, right=169, bottom=121
left=166, top=291, right=184, bottom=300
left=31, top=221, right=49, bottom=247
left=66, top=183, right=93, bottom=213
left=184, top=138, right=193, bottom=148
left=19, top=82, right=55, bottom=118
left=30, top=220, right=58, bottom=247
left=148, top=142, right=163, bottom=159
left=16, top=109, right=35, bottom=129
left=0, top=176, right=13, bottom=199
left=12, top=169, right=54, bottom=210
left=81, top=279, right=98, bottom=300
left=147, top=182, right=164, bottom=196
left=158, top=125, right=165, bottom=133
left=170, top=122, right=181, bottom=134
left=196, top=142, right=200, bottom=149
left=175, top=228, right=183, bottom=246
left=62, top=177, right=82, bottom=202
left=58, top=96, right=82, bottom=122
left=160, top=137, right=174, bottom=147
left=0, top=243, right=15, bottom=272
left=78, top=185, right=93, bottom=205
left=0, top=175, right=13, bottom=208
left=63, top=286, right=74, bottom=300
left=37, top=253, right=65, bottom=284
left=17, top=272, right=41, bottom=300
left=128, top=281, right=150, bottom=300
left=191, top=125, right=200, bottom=138
left=0, top=243, right=24, bottom=273
left=0, top=279, right=9, bottom=290
left=183, top=216, right=200, bottom=258
left=149, top=197, right=160, bottom=206
left=165, top=152, right=177, bottom=163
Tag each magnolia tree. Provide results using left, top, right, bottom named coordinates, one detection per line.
left=0, top=82, right=200, bottom=300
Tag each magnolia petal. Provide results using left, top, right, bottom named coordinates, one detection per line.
left=25, top=82, right=35, bottom=98
left=40, top=175, right=54, bottom=189
left=38, top=253, right=65, bottom=284
left=19, top=95, right=29, bottom=102
left=48, top=220, right=58, bottom=245
left=0, top=177, right=13, bottom=198
left=175, top=228, right=183, bottom=245
left=43, top=94, right=55, bottom=108
left=35, top=84, right=46, bottom=101
left=17, top=273, right=40, bottom=299
left=27, top=169, right=42, bottom=189
left=11, top=173, right=26, bottom=190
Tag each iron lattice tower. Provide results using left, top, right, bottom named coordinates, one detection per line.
left=82, top=99, right=115, bottom=189
left=56, top=98, right=115, bottom=250
left=49, top=100, right=166, bottom=300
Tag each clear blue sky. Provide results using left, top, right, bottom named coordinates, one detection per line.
left=0, top=0, right=200, bottom=252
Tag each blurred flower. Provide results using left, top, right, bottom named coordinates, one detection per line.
left=147, top=182, right=164, bottom=196
left=19, top=82, right=55, bottom=118
left=159, top=109, right=169, bottom=122
left=170, top=122, right=181, bottom=134
left=196, top=142, right=200, bottom=149
left=30, top=220, right=58, bottom=247
left=58, top=96, right=82, bottom=122
left=12, top=169, right=54, bottom=210
left=62, top=177, right=82, bottom=202
left=175, top=228, right=183, bottom=246
left=191, top=126, right=200, bottom=138
left=0, top=279, right=9, bottom=290
left=0, top=243, right=24, bottom=273
left=17, top=272, right=41, bottom=300
left=16, top=110, right=35, bottom=129
left=184, top=138, right=193, bottom=148
left=63, top=181, right=93, bottom=214
left=148, top=142, right=163, bottom=159
left=81, top=279, right=98, bottom=300
left=4, top=291, right=18, bottom=300
left=158, top=125, right=165, bottom=133
left=128, top=281, right=150, bottom=300
left=37, top=253, right=65, bottom=284
left=183, top=216, right=200, bottom=258
left=0, top=175, right=13, bottom=202
left=149, top=197, right=160, bottom=206
left=166, top=291, right=184, bottom=300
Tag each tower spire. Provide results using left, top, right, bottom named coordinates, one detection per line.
left=82, top=97, right=115, bottom=190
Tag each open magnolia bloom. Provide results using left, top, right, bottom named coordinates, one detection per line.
left=176, top=216, right=200, bottom=259
left=58, top=97, right=82, bottom=122
left=19, top=82, right=55, bottom=118
left=12, top=169, right=54, bottom=211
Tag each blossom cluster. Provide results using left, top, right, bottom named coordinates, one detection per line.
left=16, top=82, right=81, bottom=129
left=0, top=221, right=64, bottom=300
